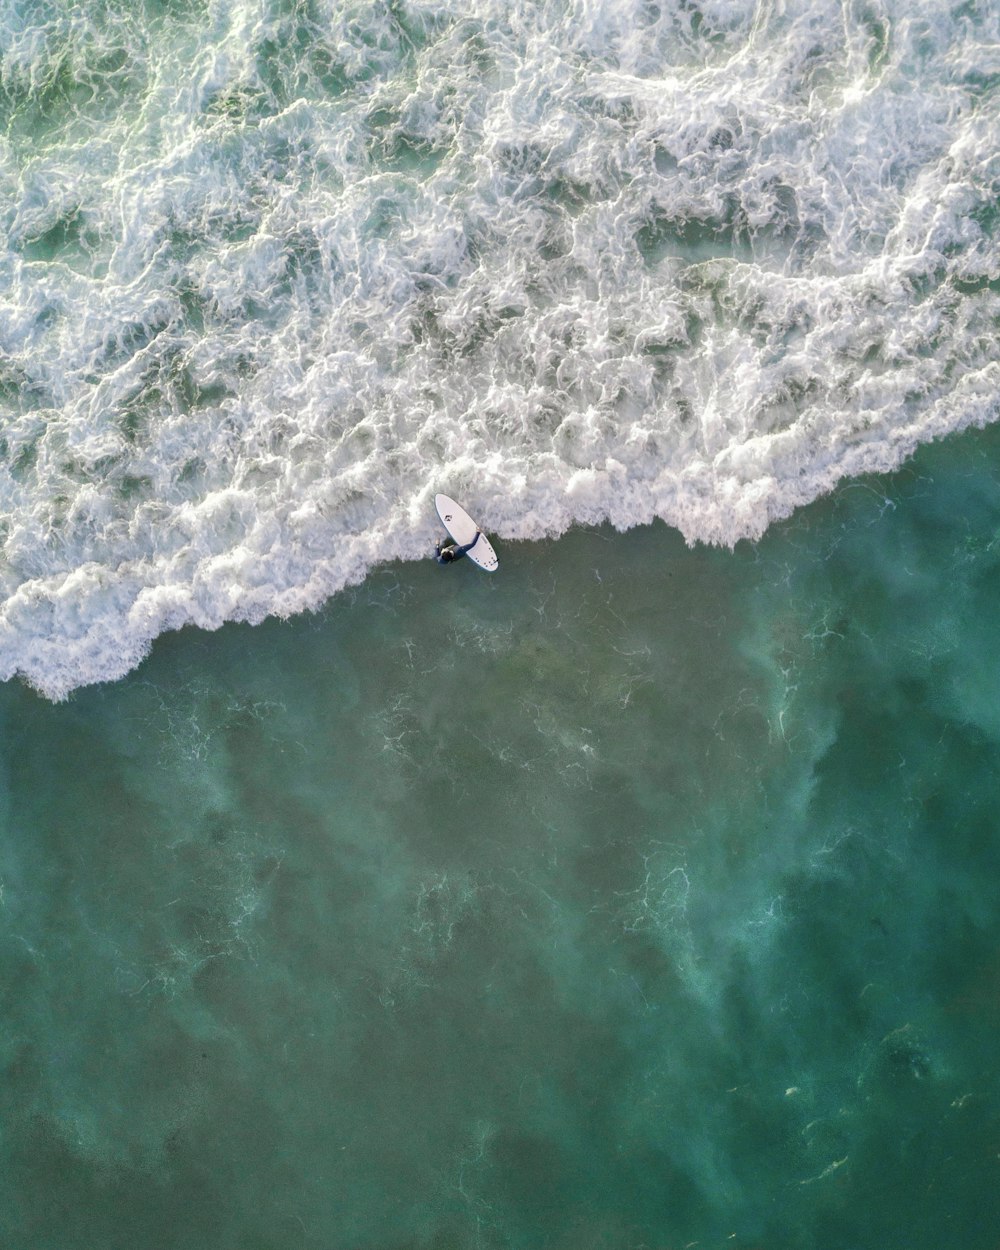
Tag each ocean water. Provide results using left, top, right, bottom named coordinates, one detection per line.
left=4, top=426, right=1000, bottom=1249
left=3, top=1, right=1000, bottom=1247
left=3, top=0, right=1000, bottom=696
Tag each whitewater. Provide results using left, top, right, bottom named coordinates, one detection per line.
left=1, top=0, right=999, bottom=698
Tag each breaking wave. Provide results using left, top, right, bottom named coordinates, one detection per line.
left=2, top=0, right=999, bottom=697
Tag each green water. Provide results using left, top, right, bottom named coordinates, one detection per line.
left=3, top=427, right=1000, bottom=1248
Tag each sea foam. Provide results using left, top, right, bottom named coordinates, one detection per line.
left=1, top=0, right=999, bottom=697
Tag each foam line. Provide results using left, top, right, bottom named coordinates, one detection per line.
left=1, top=0, right=999, bottom=697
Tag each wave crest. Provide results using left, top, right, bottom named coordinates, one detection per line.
left=2, top=0, right=999, bottom=696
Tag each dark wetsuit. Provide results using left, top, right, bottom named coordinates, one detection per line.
left=435, top=532, right=480, bottom=564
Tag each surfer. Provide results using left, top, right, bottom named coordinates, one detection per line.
left=435, top=532, right=480, bottom=565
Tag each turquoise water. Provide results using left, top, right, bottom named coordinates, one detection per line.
left=4, top=2, right=1000, bottom=1244
left=3, top=424, right=1000, bottom=1247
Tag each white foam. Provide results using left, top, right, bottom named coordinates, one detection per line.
left=2, top=0, right=1000, bottom=697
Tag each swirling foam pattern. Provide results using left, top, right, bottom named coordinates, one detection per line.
left=2, top=0, right=999, bottom=696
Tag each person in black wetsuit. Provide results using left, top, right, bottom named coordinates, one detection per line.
left=435, top=532, right=480, bottom=564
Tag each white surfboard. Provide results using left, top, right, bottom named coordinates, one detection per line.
left=435, top=494, right=499, bottom=572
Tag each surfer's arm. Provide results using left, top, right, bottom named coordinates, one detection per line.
left=453, top=531, right=481, bottom=558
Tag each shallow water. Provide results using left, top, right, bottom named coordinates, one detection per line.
left=4, top=2, right=1000, bottom=1243
left=3, top=423, right=1000, bottom=1248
